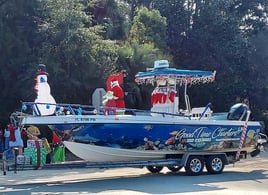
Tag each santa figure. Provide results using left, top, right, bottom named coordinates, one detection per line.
left=110, top=79, right=125, bottom=109
left=34, top=64, right=56, bottom=116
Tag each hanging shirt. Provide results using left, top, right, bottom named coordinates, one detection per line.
left=8, top=124, right=16, bottom=142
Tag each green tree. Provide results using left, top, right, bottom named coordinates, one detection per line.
left=117, top=6, right=170, bottom=109
left=0, top=0, right=267, bottom=131
left=152, top=0, right=265, bottom=111
left=247, top=30, right=268, bottom=130
left=123, top=0, right=153, bottom=20
left=86, top=0, right=131, bottom=40
left=121, top=6, right=170, bottom=75
left=0, top=0, right=41, bottom=124
left=129, top=7, right=167, bottom=50
left=38, top=0, right=118, bottom=103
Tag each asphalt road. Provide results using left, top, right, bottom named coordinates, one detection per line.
left=0, top=150, right=268, bottom=195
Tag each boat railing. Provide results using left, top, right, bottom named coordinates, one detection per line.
left=20, top=101, right=190, bottom=118
left=21, top=102, right=98, bottom=116
left=18, top=101, right=263, bottom=122
left=100, top=105, right=190, bottom=118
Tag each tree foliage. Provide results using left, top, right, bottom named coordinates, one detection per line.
left=38, top=0, right=119, bottom=103
left=87, top=0, right=131, bottom=40
left=0, top=0, right=41, bottom=123
left=0, top=0, right=267, bottom=130
left=152, top=0, right=268, bottom=114
left=129, top=7, right=167, bottom=50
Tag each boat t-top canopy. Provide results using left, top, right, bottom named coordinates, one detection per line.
left=135, top=60, right=216, bottom=86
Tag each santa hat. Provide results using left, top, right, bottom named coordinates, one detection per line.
left=111, top=80, right=119, bottom=88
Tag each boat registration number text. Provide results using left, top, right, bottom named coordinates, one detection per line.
left=74, top=117, right=96, bottom=122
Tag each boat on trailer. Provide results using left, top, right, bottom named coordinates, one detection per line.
left=19, top=60, right=265, bottom=165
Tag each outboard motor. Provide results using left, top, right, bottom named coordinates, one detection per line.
left=227, top=103, right=249, bottom=121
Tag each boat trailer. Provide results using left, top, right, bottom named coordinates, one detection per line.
left=1, top=150, right=252, bottom=176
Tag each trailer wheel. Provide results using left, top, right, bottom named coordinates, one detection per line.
left=167, top=165, right=182, bottom=172
left=185, top=156, right=204, bottom=176
left=206, top=155, right=225, bottom=174
left=146, top=166, right=163, bottom=173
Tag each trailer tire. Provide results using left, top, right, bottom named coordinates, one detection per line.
left=185, top=155, right=204, bottom=176
left=167, top=165, right=182, bottom=172
left=206, top=155, right=225, bottom=174
left=146, top=166, right=163, bottom=173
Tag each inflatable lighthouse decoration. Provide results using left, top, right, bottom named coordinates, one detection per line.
left=34, top=64, right=56, bottom=115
